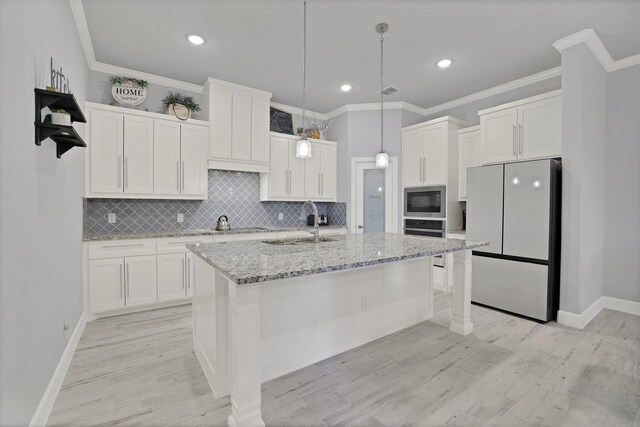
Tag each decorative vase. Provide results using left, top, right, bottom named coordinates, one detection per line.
left=166, top=103, right=191, bottom=120
left=51, top=112, right=71, bottom=126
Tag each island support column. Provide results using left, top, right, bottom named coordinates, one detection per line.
left=450, top=249, right=474, bottom=335
left=227, top=283, right=265, bottom=427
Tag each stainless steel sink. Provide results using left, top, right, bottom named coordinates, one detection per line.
left=262, top=237, right=338, bottom=245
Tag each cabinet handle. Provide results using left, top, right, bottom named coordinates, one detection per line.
left=126, top=263, right=130, bottom=298
left=117, top=156, right=122, bottom=189
left=124, top=157, right=128, bottom=189
left=288, top=170, right=291, bottom=194
left=182, top=258, right=186, bottom=290
left=318, top=173, right=321, bottom=195
left=187, top=257, right=191, bottom=290
left=103, top=243, right=145, bottom=248
left=177, top=161, right=180, bottom=190
left=422, top=158, right=426, bottom=182
left=181, top=161, right=185, bottom=190
left=519, top=124, right=523, bottom=155
left=512, top=125, right=516, bottom=155
left=321, top=173, right=324, bottom=195
left=119, top=264, right=124, bottom=299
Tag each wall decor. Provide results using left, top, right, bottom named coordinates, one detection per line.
left=110, top=76, right=148, bottom=107
left=162, top=91, right=201, bottom=120
left=270, top=107, right=294, bottom=134
left=49, top=57, right=71, bottom=94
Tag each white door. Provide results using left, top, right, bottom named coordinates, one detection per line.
left=232, top=93, right=252, bottom=160
left=458, top=129, right=482, bottom=200
left=124, top=255, right=157, bottom=307
left=90, top=109, right=123, bottom=194
left=209, top=88, right=233, bottom=159
left=123, top=115, right=153, bottom=194
left=518, top=96, right=561, bottom=160
left=481, top=107, right=518, bottom=164
left=320, top=144, right=337, bottom=200
left=157, top=253, right=187, bottom=301
left=250, top=97, right=270, bottom=163
left=353, top=159, right=396, bottom=234
left=288, top=141, right=306, bottom=198
left=402, top=129, right=423, bottom=187
left=153, top=120, right=181, bottom=195
left=88, top=258, right=125, bottom=313
left=181, top=124, right=208, bottom=197
left=304, top=148, right=322, bottom=199
left=423, top=124, right=447, bottom=185
left=269, top=137, right=290, bottom=198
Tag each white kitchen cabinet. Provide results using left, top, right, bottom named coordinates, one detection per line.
left=157, top=253, right=187, bottom=302
left=261, top=133, right=337, bottom=201
left=401, top=128, right=423, bottom=187
left=479, top=90, right=561, bottom=164
left=89, top=258, right=125, bottom=313
left=86, top=103, right=209, bottom=200
left=124, top=255, right=157, bottom=307
left=205, top=78, right=272, bottom=173
left=423, top=124, right=447, bottom=185
left=457, top=126, right=482, bottom=201
left=89, top=109, right=124, bottom=194
left=123, top=115, right=154, bottom=194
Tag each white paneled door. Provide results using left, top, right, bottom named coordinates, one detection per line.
left=481, top=107, right=519, bottom=164
left=88, top=258, right=125, bottom=313
left=180, top=124, right=208, bottom=197
left=124, top=256, right=157, bottom=307
left=153, top=120, right=181, bottom=195
left=90, top=110, right=123, bottom=194
left=401, top=129, right=423, bottom=187
left=123, top=115, right=154, bottom=194
left=157, top=253, right=187, bottom=302
left=518, top=96, right=562, bottom=160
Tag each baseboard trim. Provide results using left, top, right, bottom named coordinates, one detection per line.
left=557, top=296, right=640, bottom=329
left=29, top=310, right=87, bottom=427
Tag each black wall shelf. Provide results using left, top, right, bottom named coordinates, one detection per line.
left=34, top=88, right=87, bottom=159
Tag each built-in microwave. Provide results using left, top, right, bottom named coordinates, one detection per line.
left=404, top=186, right=446, bottom=218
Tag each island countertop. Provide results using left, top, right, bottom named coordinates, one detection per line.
left=188, top=232, right=488, bottom=285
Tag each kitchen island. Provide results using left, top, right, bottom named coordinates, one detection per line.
left=188, top=233, right=487, bottom=427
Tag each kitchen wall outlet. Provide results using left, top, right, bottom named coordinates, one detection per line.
left=278, top=213, right=284, bottom=221
left=177, top=213, right=184, bottom=223
left=108, top=213, right=116, bottom=223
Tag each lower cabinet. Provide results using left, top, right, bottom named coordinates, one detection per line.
left=157, top=253, right=194, bottom=301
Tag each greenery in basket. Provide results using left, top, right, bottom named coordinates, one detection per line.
left=162, top=91, right=201, bottom=112
left=109, top=76, right=149, bottom=88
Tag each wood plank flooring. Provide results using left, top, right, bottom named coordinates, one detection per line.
left=48, top=292, right=640, bottom=426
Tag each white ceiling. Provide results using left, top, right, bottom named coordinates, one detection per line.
left=82, top=0, right=640, bottom=112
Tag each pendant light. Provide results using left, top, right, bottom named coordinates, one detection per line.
left=375, top=23, right=389, bottom=168
left=296, top=0, right=312, bottom=158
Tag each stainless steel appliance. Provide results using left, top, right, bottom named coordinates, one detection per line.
left=404, top=186, right=446, bottom=218
left=466, top=159, right=561, bottom=321
left=404, top=218, right=446, bottom=267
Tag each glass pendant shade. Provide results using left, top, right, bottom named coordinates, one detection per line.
left=296, top=137, right=312, bottom=158
left=376, top=150, right=389, bottom=168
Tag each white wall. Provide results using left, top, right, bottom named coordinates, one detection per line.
left=604, top=64, right=640, bottom=303
left=0, top=1, right=88, bottom=424
left=559, top=44, right=608, bottom=314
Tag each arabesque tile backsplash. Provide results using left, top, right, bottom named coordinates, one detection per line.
left=84, top=170, right=347, bottom=234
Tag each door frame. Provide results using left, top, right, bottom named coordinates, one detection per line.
left=350, top=156, right=398, bottom=234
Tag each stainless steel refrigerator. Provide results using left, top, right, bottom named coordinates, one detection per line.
left=466, top=159, right=561, bottom=321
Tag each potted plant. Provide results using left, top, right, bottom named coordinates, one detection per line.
left=296, top=127, right=304, bottom=136
left=50, top=108, right=71, bottom=126
left=162, top=91, right=201, bottom=120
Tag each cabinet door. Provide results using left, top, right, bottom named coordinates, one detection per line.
left=481, top=107, right=518, bottom=164
left=251, top=97, right=270, bottom=163
left=186, top=253, right=194, bottom=298
left=458, top=130, right=481, bottom=200
left=232, top=93, right=252, bottom=161
left=89, top=258, right=125, bottom=313
left=288, top=141, right=306, bottom=198
left=153, top=120, right=181, bottom=195
left=90, top=109, right=123, bottom=194
left=123, top=115, right=153, bottom=194
left=269, top=137, right=290, bottom=198
left=180, top=124, right=208, bottom=197
left=518, top=96, right=561, bottom=160
left=320, top=144, right=337, bottom=200
left=124, top=255, right=157, bottom=307
left=157, top=253, right=187, bottom=301
left=210, top=89, right=232, bottom=159
left=304, top=148, right=322, bottom=199
left=423, top=124, right=447, bottom=185
left=402, top=129, right=423, bottom=187
left=466, top=164, right=504, bottom=255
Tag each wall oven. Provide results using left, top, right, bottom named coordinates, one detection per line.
left=404, top=219, right=446, bottom=267
left=404, top=186, right=446, bottom=218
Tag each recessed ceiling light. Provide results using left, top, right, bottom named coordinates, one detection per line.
left=340, top=84, right=352, bottom=92
left=187, top=34, right=205, bottom=45
left=436, top=58, right=453, bottom=69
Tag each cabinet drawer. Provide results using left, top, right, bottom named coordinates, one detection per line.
left=157, top=237, right=212, bottom=254
left=88, top=240, right=156, bottom=259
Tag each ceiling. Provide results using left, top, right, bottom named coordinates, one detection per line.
left=82, top=0, right=640, bottom=113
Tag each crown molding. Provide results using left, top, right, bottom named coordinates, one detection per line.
left=92, top=62, right=204, bottom=93
left=325, top=101, right=426, bottom=119
left=69, top=0, right=96, bottom=68
left=269, top=102, right=327, bottom=121
left=553, top=29, right=640, bottom=72
left=205, top=77, right=271, bottom=98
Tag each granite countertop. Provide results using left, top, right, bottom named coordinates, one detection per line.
left=83, top=225, right=347, bottom=242
left=188, top=233, right=488, bottom=285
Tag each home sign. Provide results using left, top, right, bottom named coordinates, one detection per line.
left=112, top=81, right=147, bottom=106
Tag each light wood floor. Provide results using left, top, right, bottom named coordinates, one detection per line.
left=48, top=292, right=640, bottom=426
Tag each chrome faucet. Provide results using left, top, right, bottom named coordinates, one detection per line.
left=300, top=200, right=320, bottom=243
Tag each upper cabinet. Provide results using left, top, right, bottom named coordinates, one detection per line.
left=479, top=90, right=561, bottom=164
left=260, top=133, right=338, bottom=202
left=85, top=103, right=208, bottom=200
left=457, top=126, right=482, bottom=201
left=205, top=78, right=272, bottom=173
